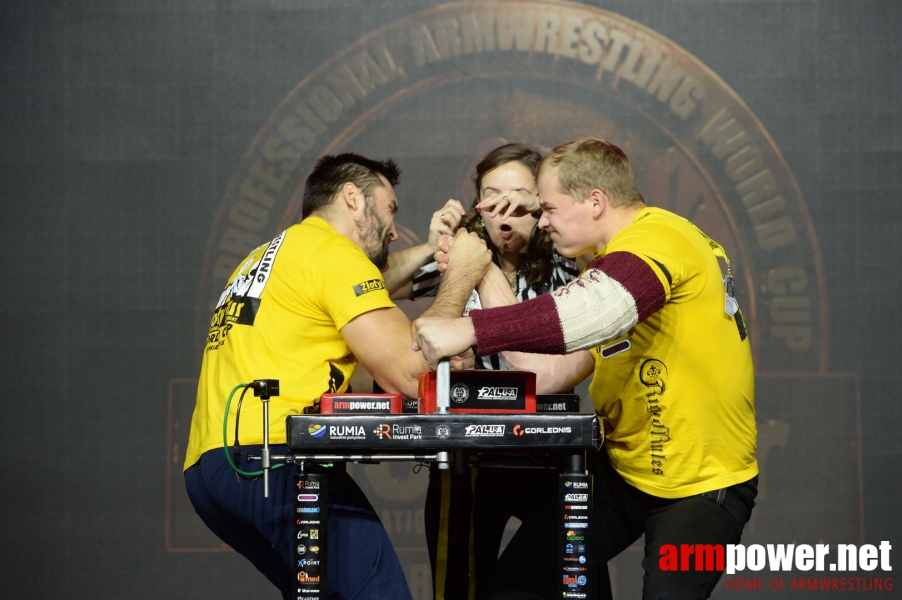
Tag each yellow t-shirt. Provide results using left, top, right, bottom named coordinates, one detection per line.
left=184, top=217, right=395, bottom=470
left=588, top=207, right=758, bottom=498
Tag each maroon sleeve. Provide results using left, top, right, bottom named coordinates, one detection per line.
left=469, top=294, right=566, bottom=356
left=471, top=251, right=666, bottom=356
left=588, top=251, right=666, bottom=322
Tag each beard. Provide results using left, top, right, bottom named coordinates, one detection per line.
left=356, top=200, right=392, bottom=270
left=370, top=236, right=391, bottom=271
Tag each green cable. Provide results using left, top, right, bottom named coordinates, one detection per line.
left=223, top=382, right=286, bottom=477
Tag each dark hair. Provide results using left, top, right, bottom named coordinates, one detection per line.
left=302, top=153, right=401, bottom=219
left=459, top=143, right=554, bottom=288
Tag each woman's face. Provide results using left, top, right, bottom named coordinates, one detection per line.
left=479, top=161, right=539, bottom=256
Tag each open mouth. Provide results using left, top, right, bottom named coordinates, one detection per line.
left=499, top=223, right=513, bottom=240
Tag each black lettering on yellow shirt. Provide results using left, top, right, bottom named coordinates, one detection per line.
left=353, top=278, right=385, bottom=296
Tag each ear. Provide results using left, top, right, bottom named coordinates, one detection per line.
left=341, top=182, right=362, bottom=213
left=588, top=189, right=607, bottom=219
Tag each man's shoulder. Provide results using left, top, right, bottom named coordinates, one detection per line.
left=631, top=206, right=685, bottom=229
left=289, top=217, right=359, bottom=257
left=625, top=207, right=707, bottom=246
left=612, top=207, right=682, bottom=245
left=605, top=207, right=711, bottom=280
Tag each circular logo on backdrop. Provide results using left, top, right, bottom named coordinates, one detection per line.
left=197, top=0, right=828, bottom=375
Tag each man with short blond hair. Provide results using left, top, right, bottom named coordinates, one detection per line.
left=415, top=137, right=758, bottom=599
left=542, top=137, right=645, bottom=208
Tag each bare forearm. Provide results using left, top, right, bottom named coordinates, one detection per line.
left=383, top=243, right=434, bottom=299
left=476, top=264, right=518, bottom=308
left=410, top=230, right=491, bottom=364
left=421, top=231, right=491, bottom=319
left=343, top=307, right=429, bottom=398
left=421, top=269, right=477, bottom=319
left=498, top=350, right=594, bottom=394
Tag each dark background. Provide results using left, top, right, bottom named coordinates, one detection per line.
left=1, top=1, right=900, bottom=598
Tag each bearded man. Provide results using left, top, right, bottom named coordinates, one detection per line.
left=185, top=153, right=490, bottom=600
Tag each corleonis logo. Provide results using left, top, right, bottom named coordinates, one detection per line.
left=514, top=424, right=572, bottom=435
left=353, top=278, right=385, bottom=296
